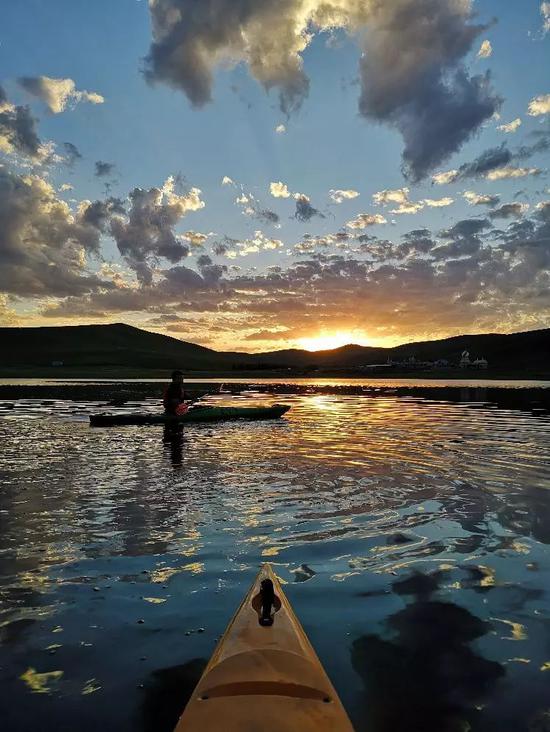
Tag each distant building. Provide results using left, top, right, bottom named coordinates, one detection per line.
left=51, top=360, right=64, bottom=367
left=434, top=359, right=449, bottom=368
left=459, top=350, right=470, bottom=368
left=472, top=357, right=488, bottom=369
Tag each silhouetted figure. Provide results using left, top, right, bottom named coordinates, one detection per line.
left=163, top=370, right=187, bottom=415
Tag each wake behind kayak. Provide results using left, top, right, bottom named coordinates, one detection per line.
left=89, top=404, right=290, bottom=426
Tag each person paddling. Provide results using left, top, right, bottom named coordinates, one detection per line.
left=163, top=370, right=188, bottom=416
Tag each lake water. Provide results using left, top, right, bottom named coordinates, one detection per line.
left=1, top=388, right=550, bottom=731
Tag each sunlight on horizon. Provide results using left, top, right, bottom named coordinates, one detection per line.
left=295, top=331, right=373, bottom=352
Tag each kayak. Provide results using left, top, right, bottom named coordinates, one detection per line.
left=174, top=564, right=355, bottom=732
left=89, top=404, right=290, bottom=426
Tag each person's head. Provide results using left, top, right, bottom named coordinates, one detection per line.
left=171, top=370, right=184, bottom=384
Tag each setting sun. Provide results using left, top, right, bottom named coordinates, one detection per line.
left=295, top=332, right=370, bottom=352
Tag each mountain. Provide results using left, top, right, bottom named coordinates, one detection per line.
left=0, top=322, right=548, bottom=374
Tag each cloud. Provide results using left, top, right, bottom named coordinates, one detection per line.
left=488, top=202, right=529, bottom=219
left=346, top=213, right=387, bottom=229
left=528, top=94, right=550, bottom=116
left=0, top=86, right=41, bottom=158
left=37, top=200, right=550, bottom=348
left=182, top=230, right=210, bottom=246
left=293, top=193, right=324, bottom=222
left=0, top=167, right=111, bottom=297
left=463, top=190, right=501, bottom=207
left=59, top=183, right=74, bottom=192
left=486, top=166, right=541, bottom=181
left=497, top=118, right=521, bottom=133
left=432, top=170, right=459, bottom=185
left=224, top=230, right=284, bottom=258
left=275, top=123, right=286, bottom=134
left=109, top=176, right=205, bottom=283
left=373, top=187, right=453, bottom=214
left=477, top=40, right=492, bottom=59
left=373, top=188, right=410, bottom=206
left=358, top=1, right=500, bottom=181
left=541, top=2, right=550, bottom=35
left=424, top=197, right=454, bottom=207
left=144, top=0, right=501, bottom=179
left=63, top=141, right=82, bottom=166
left=95, top=161, right=116, bottom=177
left=221, top=176, right=234, bottom=185
left=329, top=189, right=359, bottom=203
left=270, top=181, right=290, bottom=198
left=18, top=76, right=105, bottom=114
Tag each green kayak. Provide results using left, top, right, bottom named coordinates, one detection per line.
left=89, top=404, right=290, bottom=427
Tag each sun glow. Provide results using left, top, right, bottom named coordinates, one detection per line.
left=295, top=331, right=370, bottom=351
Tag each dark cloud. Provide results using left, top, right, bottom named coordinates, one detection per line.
left=459, top=144, right=512, bottom=179
left=0, top=94, right=41, bottom=157
left=0, top=167, right=110, bottom=296
left=254, top=208, right=280, bottom=225
left=488, top=203, right=528, bottom=220
left=63, top=141, right=82, bottom=166
left=441, top=218, right=492, bottom=239
left=358, top=1, right=500, bottom=181
left=144, top=0, right=310, bottom=115
left=108, top=178, right=204, bottom=284
left=294, top=194, right=324, bottom=222
left=144, top=1, right=501, bottom=178
left=95, top=160, right=116, bottom=177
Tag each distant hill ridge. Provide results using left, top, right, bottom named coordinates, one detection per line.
left=0, top=322, right=549, bottom=371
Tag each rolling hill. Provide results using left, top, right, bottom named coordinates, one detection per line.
left=0, top=323, right=548, bottom=375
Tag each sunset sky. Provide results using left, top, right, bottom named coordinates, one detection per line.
left=0, top=0, right=549, bottom=351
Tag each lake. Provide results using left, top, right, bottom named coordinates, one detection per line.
left=1, top=384, right=550, bottom=731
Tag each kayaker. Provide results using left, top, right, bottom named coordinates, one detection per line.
left=163, top=370, right=188, bottom=415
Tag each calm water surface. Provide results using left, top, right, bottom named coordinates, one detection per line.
left=1, top=391, right=550, bottom=731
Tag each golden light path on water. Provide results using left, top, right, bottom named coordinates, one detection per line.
left=0, top=389, right=550, bottom=730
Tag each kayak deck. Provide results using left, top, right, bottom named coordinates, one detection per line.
left=174, top=564, right=355, bottom=732
left=89, top=404, right=290, bottom=426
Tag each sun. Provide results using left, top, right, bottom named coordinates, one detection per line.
left=295, top=331, right=370, bottom=352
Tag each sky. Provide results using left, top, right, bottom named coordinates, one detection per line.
left=0, top=0, right=549, bottom=352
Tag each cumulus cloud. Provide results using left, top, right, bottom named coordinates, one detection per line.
left=424, top=197, right=454, bottom=208
left=0, top=167, right=111, bottom=296
left=497, top=118, right=521, bottom=133
left=18, top=76, right=105, bottom=114
left=329, top=189, right=359, bottom=203
left=528, top=94, right=550, bottom=116
left=225, top=230, right=284, bottom=258
left=373, top=188, right=410, bottom=206
left=432, top=170, right=459, bottom=185
left=37, top=199, right=550, bottom=347
left=144, top=0, right=501, bottom=180
left=0, top=85, right=41, bottom=158
left=109, top=176, right=205, bottom=283
left=486, top=166, right=541, bottom=181
left=275, top=123, right=286, bottom=134
left=541, top=3, right=550, bottom=35
left=477, top=40, right=492, bottom=59
left=221, top=175, right=234, bottom=185
left=346, top=213, right=387, bottom=229
left=270, top=181, right=290, bottom=198
left=488, top=202, right=529, bottom=219
left=182, top=230, right=210, bottom=246
left=463, top=190, right=500, bottom=207
left=293, top=193, right=324, bottom=222
left=373, top=187, right=453, bottom=214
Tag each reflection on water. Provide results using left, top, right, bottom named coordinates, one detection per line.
left=1, top=392, right=550, bottom=731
